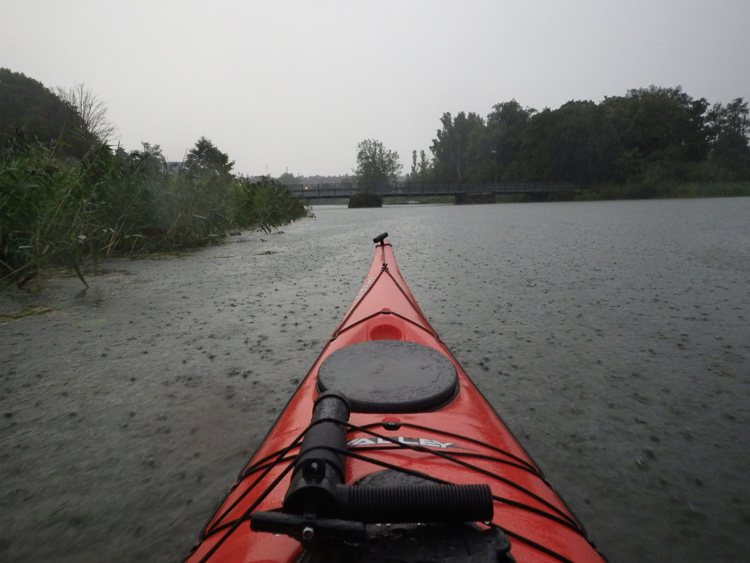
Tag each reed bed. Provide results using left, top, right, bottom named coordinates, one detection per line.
left=0, top=143, right=309, bottom=286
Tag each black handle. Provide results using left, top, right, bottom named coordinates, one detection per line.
left=373, top=232, right=389, bottom=244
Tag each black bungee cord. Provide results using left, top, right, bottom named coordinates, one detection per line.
left=188, top=417, right=600, bottom=563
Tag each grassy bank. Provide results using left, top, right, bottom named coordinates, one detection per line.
left=570, top=181, right=750, bottom=200
left=325, top=183, right=750, bottom=206
left=0, top=143, right=310, bottom=287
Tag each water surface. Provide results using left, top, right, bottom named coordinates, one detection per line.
left=1, top=197, right=748, bottom=562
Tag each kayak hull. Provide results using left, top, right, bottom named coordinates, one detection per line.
left=185, top=238, right=607, bottom=563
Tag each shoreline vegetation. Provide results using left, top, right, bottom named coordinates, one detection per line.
left=316, top=181, right=750, bottom=207
left=3, top=68, right=749, bottom=286
left=570, top=181, right=750, bottom=200
left=1, top=141, right=311, bottom=288
left=521, top=180, right=750, bottom=202
left=0, top=68, right=312, bottom=288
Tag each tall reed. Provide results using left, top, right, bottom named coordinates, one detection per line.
left=1, top=144, right=310, bottom=286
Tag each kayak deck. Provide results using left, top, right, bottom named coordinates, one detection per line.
left=185, top=236, right=607, bottom=563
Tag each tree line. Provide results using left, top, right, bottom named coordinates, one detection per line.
left=414, top=86, right=750, bottom=190
left=312, top=86, right=750, bottom=197
left=0, top=68, right=309, bottom=286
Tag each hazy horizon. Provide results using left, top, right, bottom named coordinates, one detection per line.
left=5, top=0, right=749, bottom=177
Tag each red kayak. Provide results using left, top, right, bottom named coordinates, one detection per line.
left=185, top=234, right=607, bottom=563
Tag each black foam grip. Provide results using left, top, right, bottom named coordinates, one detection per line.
left=339, top=484, right=493, bottom=523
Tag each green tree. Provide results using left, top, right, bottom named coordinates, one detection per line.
left=0, top=68, right=86, bottom=156
left=185, top=136, right=234, bottom=178
left=354, top=139, right=402, bottom=191
left=486, top=100, right=535, bottom=181
left=463, top=119, right=494, bottom=183
left=706, top=98, right=750, bottom=179
left=541, top=100, right=619, bottom=184
left=626, top=86, right=709, bottom=163
left=518, top=108, right=555, bottom=181
left=407, top=150, right=433, bottom=183
left=128, top=142, right=166, bottom=175
left=603, top=87, right=710, bottom=173
left=417, top=150, right=431, bottom=179
left=430, top=112, right=485, bottom=183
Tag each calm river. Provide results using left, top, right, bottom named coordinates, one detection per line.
left=279, top=197, right=750, bottom=562
left=1, top=197, right=748, bottom=563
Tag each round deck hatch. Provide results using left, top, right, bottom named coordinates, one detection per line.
left=317, top=340, right=458, bottom=413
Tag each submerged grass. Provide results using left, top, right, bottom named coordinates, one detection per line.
left=1, top=143, right=310, bottom=287
left=0, top=305, right=53, bottom=324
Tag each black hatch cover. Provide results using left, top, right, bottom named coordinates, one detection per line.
left=317, top=340, right=458, bottom=413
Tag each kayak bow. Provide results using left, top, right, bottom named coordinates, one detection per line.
left=185, top=234, right=607, bottom=563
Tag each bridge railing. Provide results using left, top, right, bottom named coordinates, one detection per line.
left=286, top=181, right=576, bottom=199
left=286, top=183, right=356, bottom=199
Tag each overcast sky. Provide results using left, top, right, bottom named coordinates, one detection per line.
left=5, top=0, right=750, bottom=177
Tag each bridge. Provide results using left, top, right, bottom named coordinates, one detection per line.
left=286, top=181, right=575, bottom=202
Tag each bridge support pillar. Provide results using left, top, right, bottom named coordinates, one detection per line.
left=455, top=193, right=495, bottom=205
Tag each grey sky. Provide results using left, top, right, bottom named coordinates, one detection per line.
left=5, top=0, right=750, bottom=177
